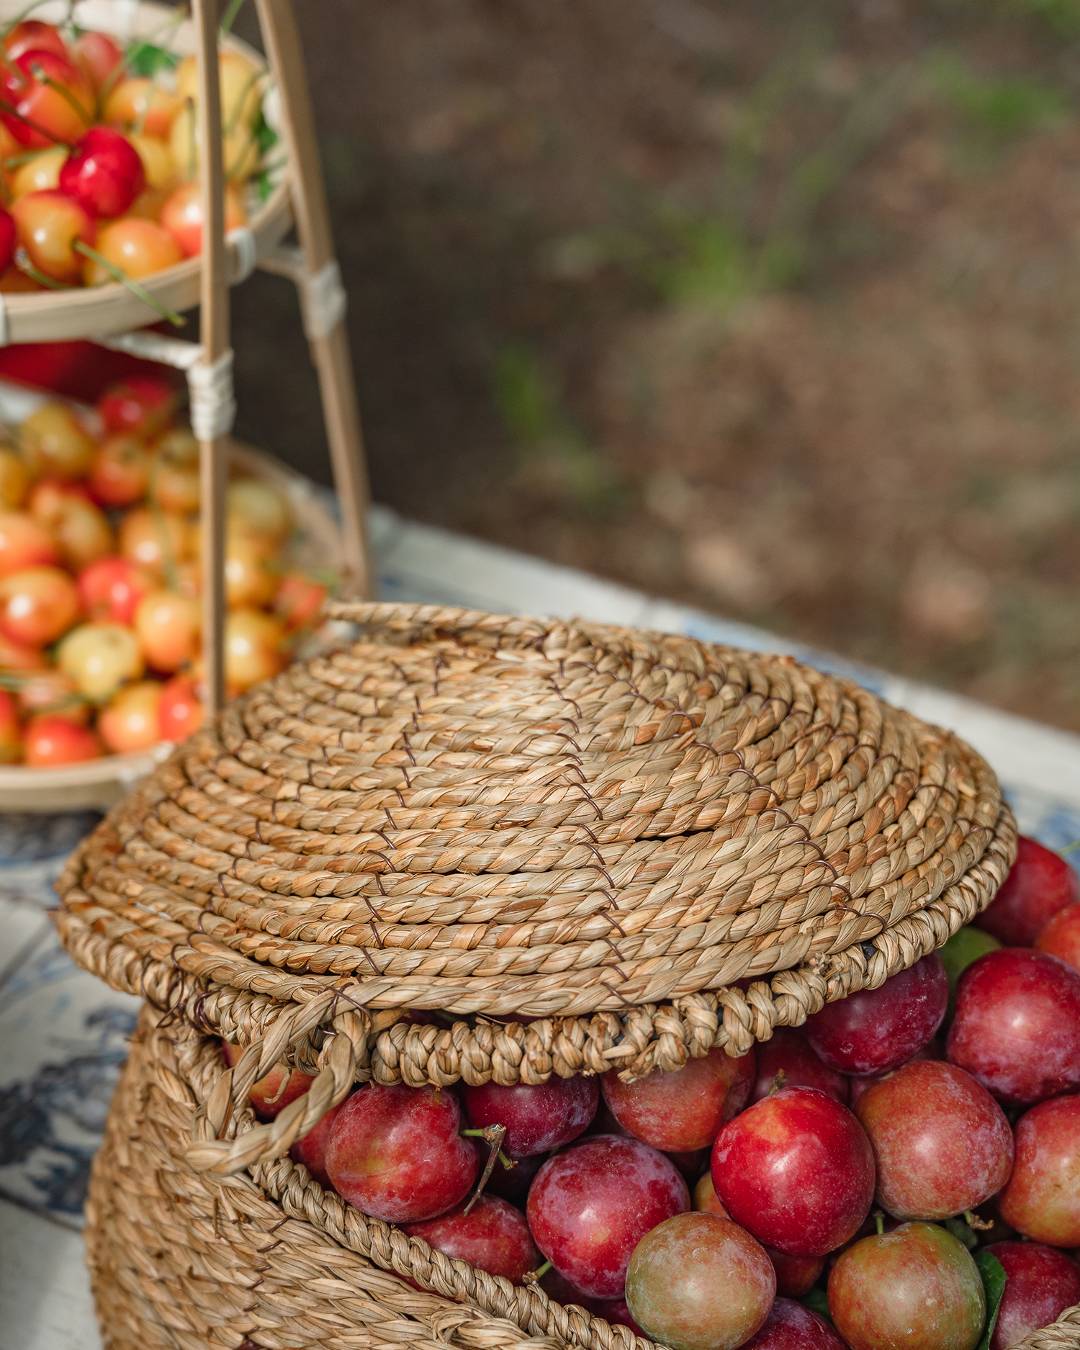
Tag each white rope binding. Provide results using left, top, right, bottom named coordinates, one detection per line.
left=301, top=259, right=347, bottom=341
left=187, top=350, right=236, bottom=443
left=228, top=226, right=258, bottom=285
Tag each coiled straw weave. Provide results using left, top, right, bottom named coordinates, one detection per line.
left=57, top=603, right=1076, bottom=1348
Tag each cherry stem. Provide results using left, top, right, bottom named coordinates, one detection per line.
left=223, top=65, right=264, bottom=136
left=72, top=240, right=185, bottom=328
left=16, top=255, right=72, bottom=290
left=766, top=1069, right=788, bottom=1096
left=0, top=95, right=71, bottom=146
left=461, top=1123, right=510, bottom=1216
left=220, top=0, right=247, bottom=35
left=523, top=1259, right=552, bottom=1286
left=35, top=70, right=91, bottom=128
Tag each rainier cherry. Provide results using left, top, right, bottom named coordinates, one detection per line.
left=461, top=1074, right=598, bottom=1157
left=19, top=403, right=95, bottom=481
left=828, top=1223, right=985, bottom=1350
left=602, top=1047, right=754, bottom=1151
left=976, top=836, right=1079, bottom=946
left=711, top=1086, right=874, bottom=1256
left=222, top=531, right=282, bottom=608
left=103, top=78, right=181, bottom=140
left=804, top=952, right=948, bottom=1076
left=83, top=217, right=181, bottom=284
left=71, top=31, right=123, bottom=92
left=625, top=1212, right=775, bottom=1350
left=50, top=496, right=112, bottom=570
left=0, top=512, right=58, bottom=575
left=59, top=127, right=145, bottom=219
left=87, top=435, right=152, bottom=509
left=743, top=1298, right=846, bottom=1350
left=0, top=689, right=20, bottom=762
left=57, top=622, right=143, bottom=702
left=999, top=1094, right=1080, bottom=1246
left=158, top=673, right=204, bottom=742
left=224, top=608, right=286, bottom=692
left=324, top=1083, right=478, bottom=1224
left=77, top=557, right=152, bottom=626
left=0, top=565, right=79, bottom=646
left=275, top=572, right=328, bottom=631
left=527, top=1134, right=689, bottom=1298
left=160, top=179, right=247, bottom=258
left=8, top=146, right=65, bottom=199
left=0, top=446, right=28, bottom=508
left=23, top=713, right=101, bottom=766
left=134, top=590, right=201, bottom=673
left=119, top=508, right=190, bottom=574
left=99, top=681, right=163, bottom=754
left=985, top=1242, right=1080, bottom=1350
left=16, top=669, right=85, bottom=723
left=946, top=948, right=1080, bottom=1102
left=13, top=189, right=96, bottom=284
left=854, top=1059, right=1013, bottom=1221
left=751, top=1028, right=847, bottom=1104
left=405, top=1195, right=539, bottom=1285
left=4, top=22, right=69, bottom=62
left=2, top=50, right=93, bottom=148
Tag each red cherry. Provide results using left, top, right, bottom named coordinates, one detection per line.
left=2, top=50, right=93, bottom=148
left=98, top=375, right=179, bottom=438
left=462, top=1075, right=598, bottom=1159
left=87, top=435, right=151, bottom=509
left=76, top=556, right=152, bottom=627
left=71, top=31, right=122, bottom=91
left=405, top=1195, right=540, bottom=1285
left=325, top=1083, right=478, bottom=1224
left=803, top=953, right=948, bottom=1076
left=854, top=1059, right=1013, bottom=1221
left=158, top=673, right=204, bottom=743
left=751, top=1028, right=848, bottom=1104
left=3, top=22, right=68, bottom=62
left=0, top=511, right=59, bottom=576
left=601, top=1047, right=755, bottom=1152
left=0, top=206, right=15, bottom=273
left=946, top=948, right=1080, bottom=1103
left=527, top=1134, right=689, bottom=1299
left=59, top=127, right=145, bottom=219
left=160, top=179, right=247, bottom=257
left=0, top=564, right=79, bottom=646
left=977, top=836, right=1080, bottom=946
left=274, top=571, right=328, bottom=632
left=711, top=1086, right=875, bottom=1256
left=986, top=1242, right=1080, bottom=1350
left=23, top=713, right=100, bottom=766
left=12, top=189, right=95, bottom=283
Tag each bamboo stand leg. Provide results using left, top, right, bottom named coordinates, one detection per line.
left=192, top=0, right=229, bottom=717
left=255, top=0, right=373, bottom=598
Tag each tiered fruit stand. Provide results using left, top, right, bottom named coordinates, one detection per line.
left=0, top=0, right=371, bottom=811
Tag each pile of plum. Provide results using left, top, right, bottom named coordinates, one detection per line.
left=225, top=835, right=1080, bottom=1350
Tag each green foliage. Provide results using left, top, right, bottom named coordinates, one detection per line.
left=976, top=1250, right=1007, bottom=1350
left=124, top=40, right=179, bottom=78
left=802, top=1286, right=832, bottom=1321
left=929, top=53, right=1067, bottom=142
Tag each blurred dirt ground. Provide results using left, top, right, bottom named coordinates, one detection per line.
left=231, top=0, right=1080, bottom=730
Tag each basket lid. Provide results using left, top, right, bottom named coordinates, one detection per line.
left=56, top=602, right=1015, bottom=1088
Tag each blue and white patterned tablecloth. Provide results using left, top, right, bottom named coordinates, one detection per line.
left=1, top=504, right=1079, bottom=1350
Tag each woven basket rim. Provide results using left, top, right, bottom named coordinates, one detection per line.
left=55, top=602, right=1016, bottom=1101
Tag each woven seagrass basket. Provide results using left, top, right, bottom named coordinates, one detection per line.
left=55, top=602, right=1080, bottom=1350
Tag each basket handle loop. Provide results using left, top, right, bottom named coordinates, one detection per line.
left=186, top=999, right=370, bottom=1175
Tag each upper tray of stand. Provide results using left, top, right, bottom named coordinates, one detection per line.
left=55, top=602, right=1016, bottom=1084
left=0, top=0, right=291, bottom=345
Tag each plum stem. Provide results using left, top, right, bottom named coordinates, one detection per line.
left=523, top=1259, right=552, bottom=1285
left=461, top=1123, right=510, bottom=1215
left=874, top=1211, right=885, bottom=1236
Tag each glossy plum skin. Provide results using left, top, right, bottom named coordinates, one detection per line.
left=854, top=1060, right=1014, bottom=1220
left=461, top=1075, right=598, bottom=1158
left=946, top=949, right=1080, bottom=1103
left=405, top=1195, right=538, bottom=1284
left=624, top=1212, right=775, bottom=1350
left=804, top=953, right=948, bottom=1076
left=325, top=1084, right=478, bottom=1224
left=985, top=1242, right=1080, bottom=1350
left=998, top=1095, right=1080, bottom=1246
left=221, top=1041, right=312, bottom=1121
left=751, top=1029, right=848, bottom=1104
left=976, top=836, right=1080, bottom=947
left=602, top=1047, right=755, bottom=1151
left=767, top=1249, right=825, bottom=1298
left=1036, top=903, right=1080, bottom=972
left=743, top=1297, right=847, bottom=1349
left=828, top=1222, right=986, bottom=1350
left=711, top=1086, right=875, bottom=1256
left=481, top=1146, right=542, bottom=1206
left=289, top=1103, right=341, bottom=1187
left=526, top=1134, right=689, bottom=1298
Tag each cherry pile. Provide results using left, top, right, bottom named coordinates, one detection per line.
left=224, top=835, right=1080, bottom=1350
left=0, top=375, right=327, bottom=766
left=0, top=15, right=268, bottom=301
